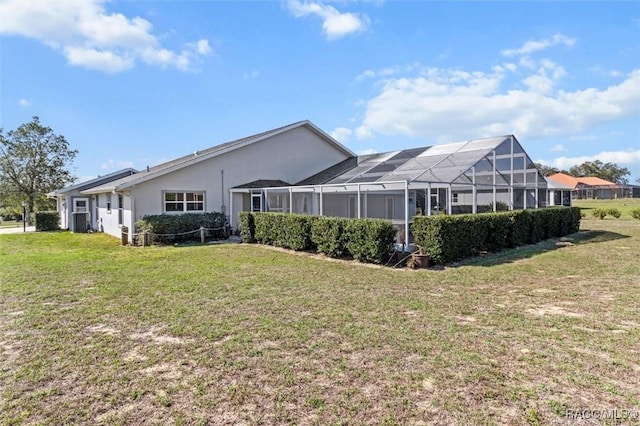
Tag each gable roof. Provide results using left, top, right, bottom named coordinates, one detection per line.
left=81, top=121, right=355, bottom=194
left=547, top=173, right=618, bottom=189
left=48, top=168, right=137, bottom=196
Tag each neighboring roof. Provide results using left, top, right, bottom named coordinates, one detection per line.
left=545, top=177, right=574, bottom=190
left=82, top=120, right=355, bottom=194
left=547, top=173, right=618, bottom=189
left=49, top=168, right=137, bottom=196
left=233, top=179, right=291, bottom=189
left=318, top=135, right=516, bottom=185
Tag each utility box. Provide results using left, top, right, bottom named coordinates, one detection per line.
left=71, top=212, right=89, bottom=233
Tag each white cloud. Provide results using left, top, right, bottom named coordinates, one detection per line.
left=550, top=149, right=640, bottom=169
left=550, top=144, right=567, bottom=152
left=357, top=148, right=377, bottom=155
left=0, top=0, right=211, bottom=73
left=330, top=127, right=352, bottom=143
left=18, top=99, right=31, bottom=107
left=100, top=159, right=135, bottom=171
left=355, top=66, right=640, bottom=142
left=286, top=0, right=369, bottom=40
left=501, top=34, right=576, bottom=57
left=355, top=125, right=373, bottom=139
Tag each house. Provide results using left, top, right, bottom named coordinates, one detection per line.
left=547, top=173, right=624, bottom=199
left=52, top=120, right=555, bottom=243
left=52, top=121, right=354, bottom=241
left=47, top=168, right=137, bottom=232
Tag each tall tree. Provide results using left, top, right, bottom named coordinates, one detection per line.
left=568, top=160, right=630, bottom=184
left=0, top=117, right=78, bottom=217
left=534, top=162, right=561, bottom=177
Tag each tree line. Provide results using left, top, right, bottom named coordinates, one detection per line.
left=534, top=161, right=632, bottom=185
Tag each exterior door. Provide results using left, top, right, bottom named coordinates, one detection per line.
left=251, top=193, right=262, bottom=212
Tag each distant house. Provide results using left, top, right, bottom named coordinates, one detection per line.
left=547, top=173, right=625, bottom=199
left=51, top=120, right=556, bottom=243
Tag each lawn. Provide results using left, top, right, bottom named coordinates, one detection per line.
left=1, top=218, right=639, bottom=425
left=573, top=198, right=640, bottom=220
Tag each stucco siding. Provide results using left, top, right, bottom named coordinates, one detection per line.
left=132, top=127, right=350, bottom=225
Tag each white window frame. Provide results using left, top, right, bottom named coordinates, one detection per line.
left=163, top=191, right=205, bottom=213
left=251, top=192, right=262, bottom=212
left=73, top=198, right=89, bottom=213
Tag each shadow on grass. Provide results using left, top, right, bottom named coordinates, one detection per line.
left=448, top=229, right=630, bottom=268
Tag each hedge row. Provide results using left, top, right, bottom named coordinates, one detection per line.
left=135, top=212, right=228, bottom=244
left=35, top=211, right=60, bottom=231
left=238, top=212, right=396, bottom=264
left=411, top=207, right=581, bottom=264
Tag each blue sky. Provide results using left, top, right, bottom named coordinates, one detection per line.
left=1, top=0, right=639, bottom=183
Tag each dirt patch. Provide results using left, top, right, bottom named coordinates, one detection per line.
left=86, top=324, right=121, bottom=335
left=128, top=326, right=191, bottom=345
left=526, top=305, right=584, bottom=318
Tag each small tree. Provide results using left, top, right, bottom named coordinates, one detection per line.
left=0, top=117, right=78, bottom=220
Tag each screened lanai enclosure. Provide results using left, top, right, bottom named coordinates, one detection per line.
left=229, top=135, right=557, bottom=243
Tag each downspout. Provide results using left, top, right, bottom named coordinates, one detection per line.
left=404, top=180, right=410, bottom=247
left=129, top=190, right=135, bottom=245
left=221, top=169, right=225, bottom=213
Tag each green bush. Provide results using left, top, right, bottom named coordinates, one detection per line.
left=135, top=212, right=228, bottom=244
left=244, top=212, right=396, bottom=264
left=412, top=207, right=581, bottom=264
left=343, top=218, right=396, bottom=264
left=486, top=201, right=509, bottom=212
left=630, top=208, right=640, bottom=220
left=35, top=211, right=60, bottom=231
left=311, top=216, right=348, bottom=258
left=591, top=208, right=607, bottom=219
left=607, top=208, right=621, bottom=219
left=238, top=211, right=255, bottom=243
left=252, top=212, right=314, bottom=251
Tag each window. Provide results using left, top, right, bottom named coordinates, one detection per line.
left=164, top=191, right=204, bottom=212
left=107, top=201, right=111, bottom=213
left=118, top=194, right=124, bottom=225
left=452, top=192, right=458, bottom=203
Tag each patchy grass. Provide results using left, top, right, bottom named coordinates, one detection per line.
left=1, top=220, right=639, bottom=425
left=573, top=198, right=640, bottom=220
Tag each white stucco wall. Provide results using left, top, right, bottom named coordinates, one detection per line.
left=120, top=126, right=350, bottom=237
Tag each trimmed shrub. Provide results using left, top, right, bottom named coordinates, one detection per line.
left=238, top=211, right=255, bottom=243
left=412, top=207, right=581, bottom=264
left=135, top=212, right=228, bottom=244
left=630, top=208, right=640, bottom=220
left=343, top=218, right=396, bottom=264
left=311, top=216, right=348, bottom=258
left=35, top=211, right=60, bottom=231
left=252, top=212, right=314, bottom=251
left=245, top=212, right=395, bottom=264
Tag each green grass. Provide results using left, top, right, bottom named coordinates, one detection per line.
left=1, top=220, right=640, bottom=424
left=573, top=198, right=640, bottom=220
